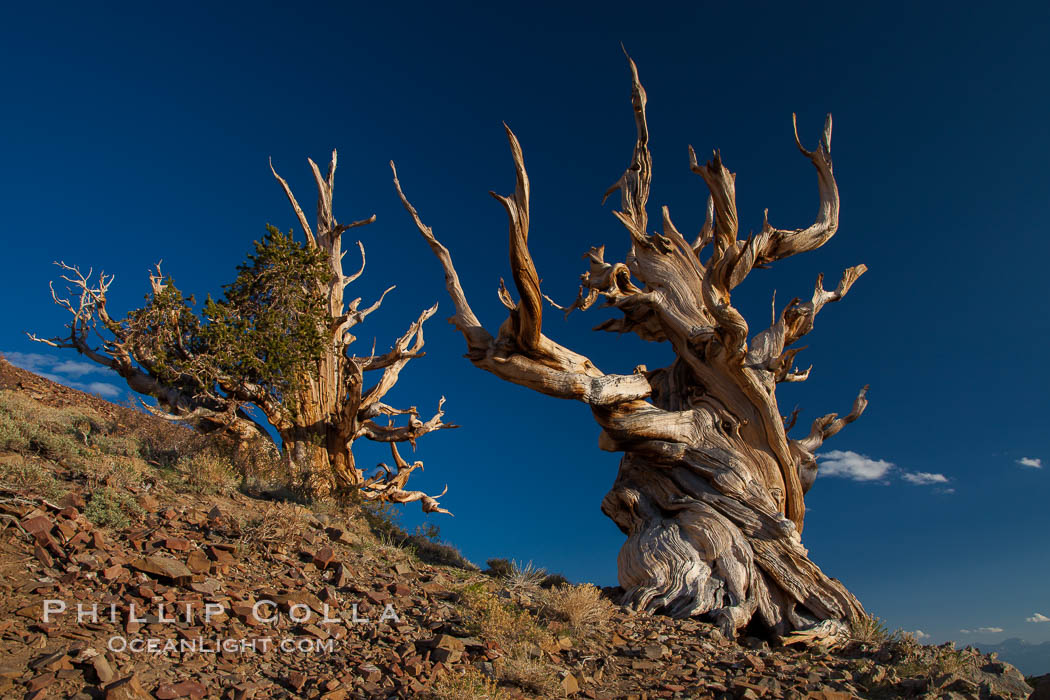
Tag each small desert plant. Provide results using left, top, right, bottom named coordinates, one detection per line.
left=415, top=521, right=441, bottom=542
left=484, top=558, right=515, bottom=579
left=506, top=560, right=546, bottom=593
left=540, top=573, right=569, bottom=589
left=893, top=639, right=970, bottom=680
left=539, top=583, right=616, bottom=637
left=351, top=496, right=475, bottom=568
left=850, top=615, right=895, bottom=645
left=457, top=584, right=553, bottom=651
left=85, top=455, right=146, bottom=492
left=238, top=501, right=308, bottom=555
left=84, top=487, right=143, bottom=529
left=429, top=665, right=505, bottom=700
left=177, top=449, right=239, bottom=495
left=493, top=650, right=559, bottom=696
left=0, top=456, right=64, bottom=499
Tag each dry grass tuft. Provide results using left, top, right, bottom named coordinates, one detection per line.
left=429, top=665, right=505, bottom=700
left=493, top=650, right=559, bottom=696
left=850, top=615, right=895, bottom=645
left=237, top=501, right=309, bottom=556
left=892, top=638, right=971, bottom=680
left=454, top=582, right=563, bottom=695
left=539, top=583, right=616, bottom=637
left=457, top=583, right=553, bottom=651
left=178, top=449, right=239, bottom=495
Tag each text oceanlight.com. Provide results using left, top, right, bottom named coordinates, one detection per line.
left=107, top=636, right=339, bottom=654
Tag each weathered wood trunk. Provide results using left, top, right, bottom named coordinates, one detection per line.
left=603, top=448, right=863, bottom=635
left=396, top=55, right=872, bottom=637
left=280, top=425, right=360, bottom=498
left=264, top=155, right=454, bottom=509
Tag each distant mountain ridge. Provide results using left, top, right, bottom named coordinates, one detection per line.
left=977, top=637, right=1050, bottom=676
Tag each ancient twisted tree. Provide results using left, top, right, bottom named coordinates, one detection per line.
left=30, top=152, right=452, bottom=511
left=393, top=58, right=869, bottom=635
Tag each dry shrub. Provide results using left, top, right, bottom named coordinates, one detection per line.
left=238, top=501, right=309, bottom=555
left=539, top=583, right=616, bottom=637
left=483, top=558, right=515, bottom=579
left=454, top=583, right=561, bottom=695
left=84, top=486, right=143, bottom=529
left=88, top=455, right=145, bottom=491
left=850, top=615, right=894, bottom=645
left=0, top=456, right=63, bottom=499
left=493, top=650, right=559, bottom=696
left=429, top=665, right=505, bottom=700
left=892, top=638, right=971, bottom=680
left=178, top=449, right=239, bottom=495
left=458, top=584, right=552, bottom=651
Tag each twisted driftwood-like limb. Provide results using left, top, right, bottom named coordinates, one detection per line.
left=397, top=55, right=870, bottom=637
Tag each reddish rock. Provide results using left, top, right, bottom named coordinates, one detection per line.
left=128, top=555, right=192, bottom=584
left=333, top=563, right=351, bottom=587
left=33, top=543, right=53, bottom=568
left=313, top=547, right=336, bottom=569
left=155, top=679, right=208, bottom=699
left=206, top=545, right=235, bottom=566
left=26, top=672, right=56, bottom=692
left=102, top=564, right=124, bottom=581
left=164, top=537, right=191, bottom=551
left=104, top=674, right=151, bottom=699
left=21, top=515, right=53, bottom=535
left=185, top=550, right=211, bottom=574
left=92, top=654, right=116, bottom=684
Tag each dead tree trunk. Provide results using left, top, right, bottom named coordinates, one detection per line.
left=394, top=57, right=870, bottom=636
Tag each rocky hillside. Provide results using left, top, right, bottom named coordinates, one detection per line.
left=0, top=356, right=1044, bottom=699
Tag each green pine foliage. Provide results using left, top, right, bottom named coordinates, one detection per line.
left=123, top=226, right=331, bottom=416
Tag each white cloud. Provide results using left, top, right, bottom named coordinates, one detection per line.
left=51, top=359, right=100, bottom=378
left=1017, top=457, right=1043, bottom=468
left=1027, top=613, right=1050, bottom=623
left=902, top=471, right=949, bottom=485
left=84, top=382, right=121, bottom=398
left=36, top=373, right=123, bottom=398
left=817, top=449, right=953, bottom=490
left=4, top=351, right=122, bottom=399
left=3, top=351, right=55, bottom=372
left=960, top=627, right=1004, bottom=635
left=906, top=629, right=931, bottom=640
left=818, top=450, right=894, bottom=481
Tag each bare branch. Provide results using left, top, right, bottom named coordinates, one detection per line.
left=269, top=157, right=315, bottom=247
left=335, top=285, right=396, bottom=341
left=791, top=386, right=870, bottom=494
left=343, top=240, right=367, bottom=286
left=357, top=303, right=437, bottom=408
left=356, top=397, right=457, bottom=447
left=489, top=123, right=543, bottom=352
left=603, top=52, right=651, bottom=238
left=795, top=385, right=870, bottom=454
left=391, top=161, right=491, bottom=352
left=754, top=114, right=839, bottom=266
left=359, top=443, right=452, bottom=515
left=782, top=265, right=867, bottom=347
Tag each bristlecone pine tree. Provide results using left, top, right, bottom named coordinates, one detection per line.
left=31, top=153, right=453, bottom=512
left=393, top=57, right=869, bottom=636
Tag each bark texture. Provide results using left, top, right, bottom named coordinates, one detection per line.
left=31, top=153, right=453, bottom=511
left=394, top=57, right=869, bottom=636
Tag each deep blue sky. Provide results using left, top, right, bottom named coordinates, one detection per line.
left=2, top=2, right=1047, bottom=648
